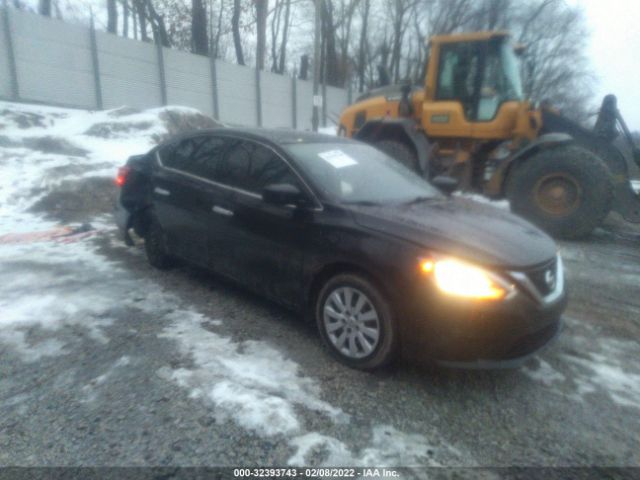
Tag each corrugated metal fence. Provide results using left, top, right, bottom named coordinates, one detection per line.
left=0, top=7, right=351, bottom=130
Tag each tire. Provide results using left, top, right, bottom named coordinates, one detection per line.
left=506, top=145, right=614, bottom=239
left=315, top=273, right=398, bottom=370
left=144, top=214, right=174, bottom=269
left=375, top=140, right=418, bottom=172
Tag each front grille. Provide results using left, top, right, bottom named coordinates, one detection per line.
left=526, top=258, right=558, bottom=296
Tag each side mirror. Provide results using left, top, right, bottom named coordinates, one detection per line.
left=262, top=183, right=303, bottom=206
left=432, top=175, right=458, bottom=195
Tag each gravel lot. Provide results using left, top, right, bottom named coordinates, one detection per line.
left=1, top=102, right=639, bottom=478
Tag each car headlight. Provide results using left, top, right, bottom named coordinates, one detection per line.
left=420, top=257, right=511, bottom=300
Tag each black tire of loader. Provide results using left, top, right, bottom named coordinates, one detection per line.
left=375, top=140, right=419, bottom=172
left=506, top=145, right=614, bottom=239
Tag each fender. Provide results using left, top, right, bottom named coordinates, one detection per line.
left=484, top=133, right=573, bottom=197
left=354, top=118, right=434, bottom=176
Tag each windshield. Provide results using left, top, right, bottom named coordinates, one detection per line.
left=285, top=143, right=441, bottom=204
left=500, top=41, right=524, bottom=100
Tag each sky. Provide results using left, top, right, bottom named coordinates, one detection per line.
left=576, top=0, right=640, bottom=130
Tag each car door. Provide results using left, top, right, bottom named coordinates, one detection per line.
left=152, top=135, right=235, bottom=271
left=214, top=138, right=311, bottom=308
left=152, top=138, right=207, bottom=262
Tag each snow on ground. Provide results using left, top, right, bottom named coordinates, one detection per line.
left=318, top=126, right=337, bottom=136
left=0, top=101, right=457, bottom=466
left=4, top=100, right=636, bottom=466
left=521, top=316, right=640, bottom=411
left=454, top=192, right=510, bottom=210
left=157, top=312, right=347, bottom=437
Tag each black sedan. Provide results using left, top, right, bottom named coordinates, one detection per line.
left=115, top=128, right=566, bottom=370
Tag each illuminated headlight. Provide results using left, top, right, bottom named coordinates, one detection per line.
left=421, top=257, right=513, bottom=300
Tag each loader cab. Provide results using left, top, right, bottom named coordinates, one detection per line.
left=422, top=32, right=525, bottom=140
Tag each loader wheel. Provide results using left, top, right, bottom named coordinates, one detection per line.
left=375, top=140, right=418, bottom=172
left=506, top=145, right=613, bottom=239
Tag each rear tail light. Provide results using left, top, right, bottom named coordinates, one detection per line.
left=115, top=166, right=131, bottom=187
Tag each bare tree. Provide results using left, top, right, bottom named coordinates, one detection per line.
left=515, top=0, right=593, bottom=121
left=299, top=54, right=309, bottom=80
left=255, top=0, right=268, bottom=69
left=387, top=0, right=415, bottom=83
left=232, top=0, right=246, bottom=64
left=107, top=0, right=118, bottom=33
left=356, top=0, right=370, bottom=91
left=192, top=0, right=208, bottom=54
left=269, top=0, right=292, bottom=73
left=38, top=0, right=51, bottom=16
left=132, top=0, right=149, bottom=41
left=121, top=0, right=130, bottom=37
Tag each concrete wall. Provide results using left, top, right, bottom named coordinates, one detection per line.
left=0, top=7, right=349, bottom=129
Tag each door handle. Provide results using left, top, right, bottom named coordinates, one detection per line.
left=154, top=187, right=171, bottom=196
left=212, top=205, right=234, bottom=217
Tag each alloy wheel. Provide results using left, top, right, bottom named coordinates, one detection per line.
left=322, top=286, right=381, bottom=359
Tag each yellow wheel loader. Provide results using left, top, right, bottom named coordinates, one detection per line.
left=338, top=31, right=640, bottom=239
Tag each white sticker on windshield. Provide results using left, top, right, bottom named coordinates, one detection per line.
left=318, top=149, right=358, bottom=169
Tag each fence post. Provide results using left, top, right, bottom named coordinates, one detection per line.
left=291, top=74, right=297, bottom=130
left=321, top=80, right=327, bottom=128
left=88, top=15, right=103, bottom=109
left=255, top=67, right=262, bottom=127
left=155, top=40, right=167, bottom=106
left=209, top=54, right=219, bottom=120
left=2, top=3, right=19, bottom=100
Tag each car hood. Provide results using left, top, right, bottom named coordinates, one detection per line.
left=348, top=197, right=556, bottom=269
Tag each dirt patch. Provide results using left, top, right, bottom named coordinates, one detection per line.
left=21, top=136, right=89, bottom=157
left=29, top=177, right=117, bottom=223
left=0, top=109, right=52, bottom=130
left=0, top=135, right=22, bottom=148
left=152, top=110, right=223, bottom=143
left=84, top=121, right=155, bottom=138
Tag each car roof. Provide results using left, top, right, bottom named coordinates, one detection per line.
left=159, top=127, right=355, bottom=149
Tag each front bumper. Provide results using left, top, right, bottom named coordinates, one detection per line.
left=400, top=262, right=568, bottom=368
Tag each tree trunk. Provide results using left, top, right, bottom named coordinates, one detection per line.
left=321, top=0, right=340, bottom=86
left=270, top=0, right=282, bottom=72
left=122, top=0, right=130, bottom=38
left=255, top=0, right=268, bottom=70
left=107, top=0, right=118, bottom=34
left=191, top=0, right=208, bottom=55
left=145, top=0, right=170, bottom=47
left=277, top=0, right=291, bottom=74
left=232, top=0, right=245, bottom=65
left=299, top=54, right=309, bottom=80
left=133, top=0, right=148, bottom=41
left=38, top=0, right=51, bottom=16
left=357, top=0, right=369, bottom=92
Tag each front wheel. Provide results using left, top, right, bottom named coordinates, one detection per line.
left=506, top=145, right=614, bottom=239
left=315, top=273, right=397, bottom=370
